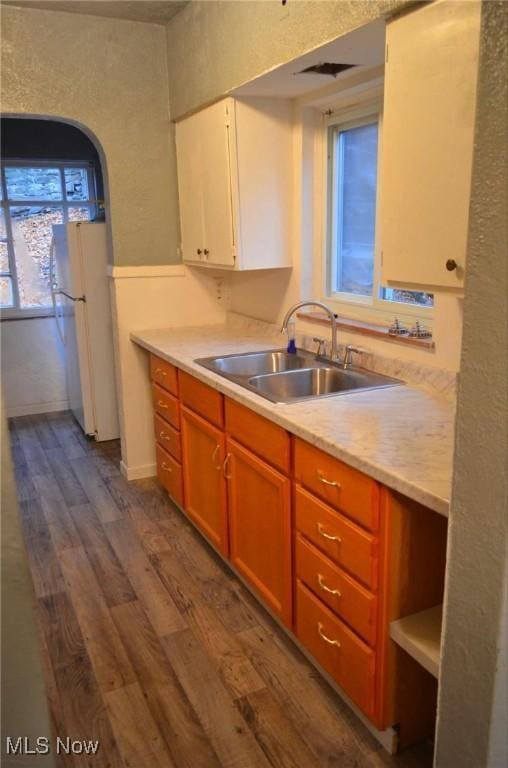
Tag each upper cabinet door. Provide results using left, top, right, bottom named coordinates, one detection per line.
left=198, top=100, right=236, bottom=267
left=175, top=110, right=206, bottom=264
left=380, top=0, right=481, bottom=291
left=175, top=97, right=292, bottom=271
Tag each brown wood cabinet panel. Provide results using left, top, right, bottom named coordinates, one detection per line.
left=295, top=580, right=376, bottom=719
left=150, top=354, right=178, bottom=395
left=294, top=438, right=379, bottom=531
left=181, top=406, right=228, bottom=555
left=295, top=534, right=377, bottom=646
left=295, top=485, right=378, bottom=590
left=152, top=383, right=180, bottom=430
left=155, top=444, right=183, bottom=508
left=154, top=414, right=181, bottom=463
left=179, top=371, right=224, bottom=428
left=226, top=437, right=292, bottom=626
left=225, top=398, right=290, bottom=474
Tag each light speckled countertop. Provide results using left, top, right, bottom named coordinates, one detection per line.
left=132, top=324, right=455, bottom=517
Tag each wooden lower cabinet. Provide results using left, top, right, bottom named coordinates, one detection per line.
left=181, top=405, right=229, bottom=555
left=295, top=580, right=376, bottom=719
left=226, top=437, right=292, bottom=626
left=156, top=444, right=183, bottom=508
left=148, top=361, right=447, bottom=749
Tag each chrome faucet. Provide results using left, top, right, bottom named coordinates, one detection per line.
left=281, top=301, right=338, bottom=361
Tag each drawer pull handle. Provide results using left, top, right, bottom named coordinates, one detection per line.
left=223, top=452, right=232, bottom=480
left=317, top=523, right=342, bottom=543
left=318, top=574, right=341, bottom=597
left=155, top=368, right=167, bottom=377
left=159, top=431, right=170, bottom=442
left=317, top=470, right=341, bottom=489
left=161, top=462, right=172, bottom=473
left=212, top=444, right=222, bottom=471
left=318, top=622, right=341, bottom=648
left=157, top=400, right=169, bottom=410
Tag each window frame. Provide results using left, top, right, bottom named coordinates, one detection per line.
left=323, top=102, right=434, bottom=325
left=0, top=160, right=98, bottom=319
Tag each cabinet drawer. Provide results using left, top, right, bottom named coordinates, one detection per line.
left=225, top=398, right=290, bottom=474
left=150, top=355, right=178, bottom=395
left=295, top=534, right=377, bottom=646
left=294, top=438, right=379, bottom=531
left=296, top=581, right=376, bottom=719
left=156, top=444, right=183, bottom=507
left=154, top=414, right=181, bottom=462
left=179, top=371, right=224, bottom=428
left=295, top=485, right=378, bottom=590
left=152, top=383, right=180, bottom=430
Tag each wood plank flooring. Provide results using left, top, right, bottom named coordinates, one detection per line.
left=10, top=411, right=433, bottom=768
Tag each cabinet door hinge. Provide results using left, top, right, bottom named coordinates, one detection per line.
left=385, top=44, right=389, bottom=63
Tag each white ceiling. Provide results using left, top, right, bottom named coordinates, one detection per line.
left=233, top=18, right=386, bottom=99
left=1, top=0, right=188, bottom=25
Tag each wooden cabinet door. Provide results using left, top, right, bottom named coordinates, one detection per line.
left=197, top=99, right=236, bottom=268
left=380, top=0, right=481, bottom=290
left=181, top=406, right=228, bottom=555
left=175, top=110, right=206, bottom=264
left=226, top=437, right=292, bottom=625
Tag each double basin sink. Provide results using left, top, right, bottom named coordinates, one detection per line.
left=196, top=349, right=402, bottom=404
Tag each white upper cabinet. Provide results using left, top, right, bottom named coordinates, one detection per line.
left=176, top=97, right=293, bottom=270
left=380, top=0, right=481, bottom=291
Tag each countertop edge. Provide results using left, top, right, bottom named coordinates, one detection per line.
left=131, top=331, right=450, bottom=519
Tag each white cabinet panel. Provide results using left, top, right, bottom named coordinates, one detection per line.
left=380, top=0, right=481, bottom=291
left=176, top=97, right=292, bottom=271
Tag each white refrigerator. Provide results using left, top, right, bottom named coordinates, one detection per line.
left=50, top=222, right=120, bottom=442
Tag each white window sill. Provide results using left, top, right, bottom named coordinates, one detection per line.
left=0, top=308, right=55, bottom=321
left=296, top=310, right=435, bottom=349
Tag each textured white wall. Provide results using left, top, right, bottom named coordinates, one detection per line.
left=166, top=0, right=410, bottom=120
left=434, top=3, right=508, bottom=766
left=0, top=318, right=68, bottom=416
left=1, top=4, right=180, bottom=267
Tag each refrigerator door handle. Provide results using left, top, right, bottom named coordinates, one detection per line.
left=53, top=290, right=86, bottom=303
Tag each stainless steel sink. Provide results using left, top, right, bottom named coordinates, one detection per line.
left=197, top=350, right=311, bottom=377
left=195, top=348, right=403, bottom=403
left=248, top=367, right=398, bottom=400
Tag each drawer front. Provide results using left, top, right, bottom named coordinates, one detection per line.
left=295, top=581, right=376, bottom=719
left=294, top=438, right=379, bottom=531
left=225, top=398, right=290, bottom=474
left=179, top=371, right=224, bottom=428
left=154, top=414, right=181, bottom=463
left=295, top=485, right=378, bottom=590
left=156, top=444, right=183, bottom=507
left=152, top=383, right=180, bottom=430
left=295, top=534, right=377, bottom=646
left=150, top=354, right=178, bottom=395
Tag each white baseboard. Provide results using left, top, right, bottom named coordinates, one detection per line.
left=120, top=460, right=157, bottom=481
left=5, top=400, right=69, bottom=418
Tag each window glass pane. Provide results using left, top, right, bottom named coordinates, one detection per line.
left=380, top=287, right=434, bottom=307
left=68, top=206, right=93, bottom=222
left=333, top=122, right=378, bottom=297
left=0, top=209, right=6, bottom=240
left=10, top=206, right=63, bottom=307
left=0, top=242, right=9, bottom=273
left=0, top=276, right=14, bottom=307
left=64, top=168, right=90, bottom=201
left=5, top=167, right=63, bottom=201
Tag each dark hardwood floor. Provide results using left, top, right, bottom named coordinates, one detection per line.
left=10, top=411, right=433, bottom=768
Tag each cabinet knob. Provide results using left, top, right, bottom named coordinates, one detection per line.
left=197, top=249, right=202, bottom=255
left=445, top=259, right=457, bottom=272
left=204, top=249, right=210, bottom=257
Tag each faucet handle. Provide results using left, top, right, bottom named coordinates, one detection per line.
left=313, top=337, right=325, bottom=357
left=343, top=344, right=365, bottom=369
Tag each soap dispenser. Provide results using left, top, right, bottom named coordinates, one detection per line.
left=286, top=318, right=297, bottom=354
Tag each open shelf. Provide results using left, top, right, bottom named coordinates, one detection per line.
left=390, top=604, right=442, bottom=678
